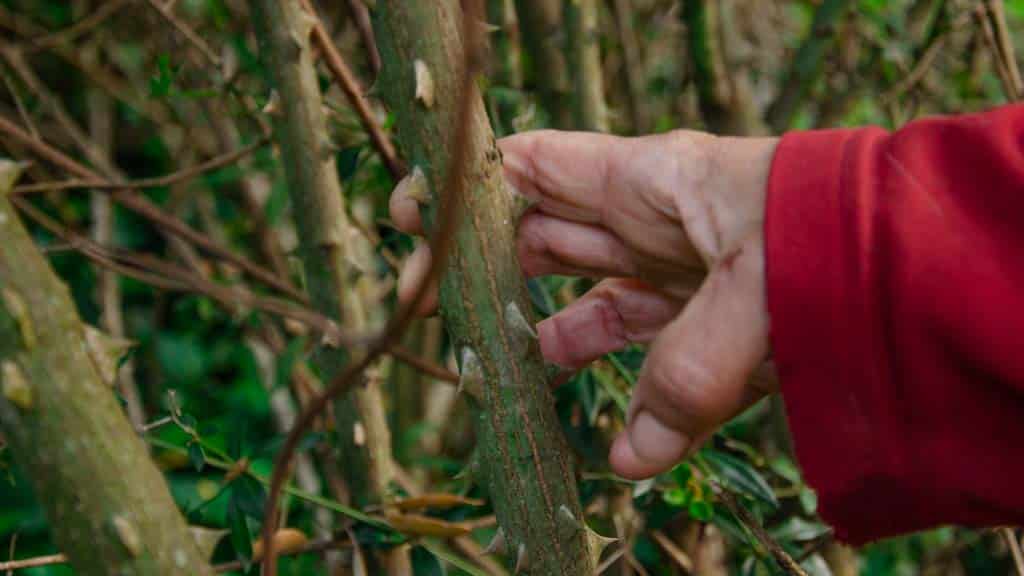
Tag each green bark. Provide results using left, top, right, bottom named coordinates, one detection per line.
left=682, top=0, right=762, bottom=135
left=374, top=1, right=599, bottom=574
left=0, top=163, right=213, bottom=575
left=766, top=0, right=854, bottom=132
left=249, top=0, right=400, bottom=565
left=514, top=0, right=574, bottom=128
left=489, top=0, right=524, bottom=90
left=565, top=0, right=609, bottom=131
left=487, top=0, right=525, bottom=135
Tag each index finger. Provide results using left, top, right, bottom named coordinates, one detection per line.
left=499, top=130, right=628, bottom=225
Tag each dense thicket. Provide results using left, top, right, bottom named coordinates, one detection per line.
left=0, top=0, right=1021, bottom=574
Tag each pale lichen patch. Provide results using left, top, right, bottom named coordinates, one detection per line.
left=111, top=515, right=142, bottom=557
left=1, top=288, right=35, bottom=349
left=2, top=361, right=32, bottom=411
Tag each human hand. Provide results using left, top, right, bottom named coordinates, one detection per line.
left=389, top=129, right=779, bottom=480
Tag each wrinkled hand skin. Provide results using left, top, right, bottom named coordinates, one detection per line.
left=391, top=129, right=780, bottom=480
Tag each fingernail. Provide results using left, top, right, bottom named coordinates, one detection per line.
left=628, top=410, right=690, bottom=464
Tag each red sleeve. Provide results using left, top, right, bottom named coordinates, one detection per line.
left=765, top=104, right=1024, bottom=545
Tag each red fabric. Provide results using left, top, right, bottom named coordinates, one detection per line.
left=765, top=104, right=1024, bottom=545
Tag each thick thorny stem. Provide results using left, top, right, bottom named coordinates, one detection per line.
left=249, top=0, right=404, bottom=571
left=0, top=162, right=213, bottom=575
left=375, top=0, right=597, bottom=573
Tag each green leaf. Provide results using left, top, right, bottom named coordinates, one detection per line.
left=149, top=53, right=177, bottom=98
left=265, top=179, right=290, bottom=225
left=228, top=497, right=253, bottom=566
left=274, top=336, right=306, bottom=390
left=799, top=486, right=818, bottom=515
left=769, top=517, right=831, bottom=543
left=227, top=418, right=248, bottom=459
left=188, top=442, right=205, bottom=473
left=670, top=462, right=692, bottom=487
left=155, top=334, right=206, bottom=385
left=232, top=475, right=266, bottom=520
left=336, top=146, right=362, bottom=182
left=703, top=449, right=779, bottom=510
left=687, top=500, right=714, bottom=522
left=180, top=413, right=198, bottom=433
left=662, top=487, right=689, bottom=507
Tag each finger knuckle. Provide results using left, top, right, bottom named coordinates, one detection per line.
left=648, top=355, right=718, bottom=418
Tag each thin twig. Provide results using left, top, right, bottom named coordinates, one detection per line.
left=300, top=0, right=404, bottom=179
left=346, top=0, right=382, bottom=75
left=715, top=486, right=809, bottom=576
left=625, top=552, right=651, bottom=576
left=881, top=12, right=972, bottom=105
left=12, top=197, right=191, bottom=291
left=0, top=553, right=65, bottom=572
left=143, top=0, right=221, bottom=67
left=260, top=0, right=485, bottom=572
left=2, top=44, right=114, bottom=174
left=26, top=0, right=130, bottom=52
left=0, top=63, right=36, bottom=138
left=12, top=194, right=458, bottom=384
left=0, top=114, right=306, bottom=301
left=650, top=529, right=694, bottom=572
left=139, top=416, right=174, bottom=433
left=974, top=3, right=1018, bottom=100
left=986, top=0, right=1023, bottom=97
left=1002, top=527, right=1024, bottom=576
left=0, top=538, right=353, bottom=573
left=12, top=138, right=269, bottom=194
left=6, top=532, right=17, bottom=576
left=595, top=546, right=628, bottom=575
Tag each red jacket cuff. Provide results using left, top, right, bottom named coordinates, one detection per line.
left=765, top=128, right=879, bottom=543
left=765, top=116, right=1024, bottom=544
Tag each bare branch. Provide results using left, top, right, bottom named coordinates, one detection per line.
left=0, top=114, right=305, bottom=301
left=13, top=195, right=459, bottom=384
left=300, top=0, right=405, bottom=179
left=13, top=138, right=269, bottom=194
left=25, top=0, right=131, bottom=52
left=143, top=0, right=221, bottom=67
left=346, top=0, right=382, bottom=75
left=714, top=485, right=808, bottom=576
left=257, top=0, right=484, bottom=572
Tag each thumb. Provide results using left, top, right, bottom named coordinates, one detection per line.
left=609, top=241, right=769, bottom=479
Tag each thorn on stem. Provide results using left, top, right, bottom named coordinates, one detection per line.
left=505, top=301, right=538, bottom=353
left=482, top=527, right=507, bottom=556
left=414, top=60, right=435, bottom=108
left=558, top=504, right=581, bottom=531
left=458, top=347, right=484, bottom=400
left=514, top=542, right=529, bottom=574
